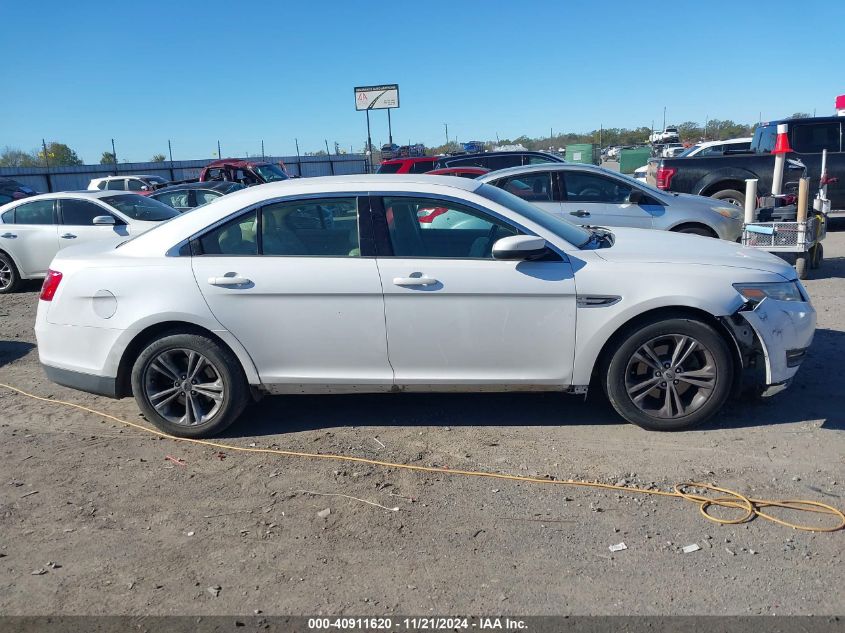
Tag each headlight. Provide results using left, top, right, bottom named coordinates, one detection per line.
left=733, top=281, right=804, bottom=304
left=711, top=206, right=741, bottom=219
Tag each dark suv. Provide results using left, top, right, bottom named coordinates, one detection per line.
left=434, top=151, right=564, bottom=171
left=0, top=178, right=37, bottom=206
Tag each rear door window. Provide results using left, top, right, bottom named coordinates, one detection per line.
left=561, top=171, right=632, bottom=204
left=261, top=197, right=359, bottom=257
left=126, top=179, right=145, bottom=191
left=496, top=172, right=554, bottom=202
left=106, top=179, right=126, bottom=190
left=9, top=200, right=55, bottom=224
left=792, top=122, right=841, bottom=153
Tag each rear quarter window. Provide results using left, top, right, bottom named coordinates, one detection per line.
left=792, top=122, right=841, bottom=154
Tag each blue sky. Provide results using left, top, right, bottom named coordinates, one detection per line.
left=1, top=0, right=843, bottom=163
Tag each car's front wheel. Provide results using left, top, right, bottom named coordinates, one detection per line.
left=604, top=317, right=733, bottom=431
left=131, top=333, right=249, bottom=438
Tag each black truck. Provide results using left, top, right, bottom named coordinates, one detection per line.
left=647, top=116, right=844, bottom=213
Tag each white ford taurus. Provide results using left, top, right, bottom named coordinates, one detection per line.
left=35, top=175, right=815, bottom=437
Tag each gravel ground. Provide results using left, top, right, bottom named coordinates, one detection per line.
left=0, top=229, right=843, bottom=616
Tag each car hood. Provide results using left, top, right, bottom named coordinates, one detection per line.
left=592, top=227, right=796, bottom=279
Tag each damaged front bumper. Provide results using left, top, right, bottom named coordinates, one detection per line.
left=723, top=296, right=816, bottom=396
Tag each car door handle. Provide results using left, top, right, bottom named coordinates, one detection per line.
left=570, top=210, right=590, bottom=218
left=1, top=233, right=16, bottom=239
left=393, top=276, right=438, bottom=287
left=208, top=276, right=251, bottom=286
left=60, top=233, right=77, bottom=239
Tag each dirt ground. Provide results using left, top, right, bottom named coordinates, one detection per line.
left=1, top=228, right=843, bottom=617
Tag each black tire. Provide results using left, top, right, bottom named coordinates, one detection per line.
left=675, top=225, right=716, bottom=238
left=604, top=317, right=733, bottom=431
left=0, top=251, right=21, bottom=294
left=795, top=253, right=809, bottom=279
left=130, top=333, right=249, bottom=438
left=710, top=189, right=745, bottom=208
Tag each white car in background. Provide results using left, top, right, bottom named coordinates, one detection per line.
left=676, top=137, right=753, bottom=158
left=0, top=191, right=178, bottom=293
left=88, top=175, right=169, bottom=193
left=661, top=143, right=686, bottom=158
left=36, top=175, right=814, bottom=437
left=476, top=163, right=744, bottom=240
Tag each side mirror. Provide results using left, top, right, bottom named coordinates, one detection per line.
left=93, top=215, right=116, bottom=226
left=492, top=235, right=548, bottom=260
left=628, top=189, right=644, bottom=204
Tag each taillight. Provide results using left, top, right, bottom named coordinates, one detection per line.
left=40, top=269, right=63, bottom=301
left=655, top=167, right=677, bottom=190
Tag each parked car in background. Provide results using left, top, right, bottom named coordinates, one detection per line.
left=649, top=127, right=680, bottom=144
left=0, top=191, right=178, bottom=293
left=149, top=181, right=246, bottom=213
left=647, top=116, right=844, bottom=210
left=661, top=143, right=687, bottom=158
left=36, top=175, right=814, bottom=437
left=88, top=175, right=169, bottom=194
left=676, top=137, right=753, bottom=158
left=476, top=163, right=744, bottom=240
left=434, top=151, right=564, bottom=171
left=632, top=164, right=649, bottom=183
left=199, top=159, right=291, bottom=186
left=426, top=167, right=490, bottom=178
left=376, top=156, right=438, bottom=174
left=0, top=178, right=37, bottom=205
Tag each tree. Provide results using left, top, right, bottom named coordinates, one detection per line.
left=0, top=146, right=37, bottom=167
left=38, top=142, right=83, bottom=166
left=150, top=153, right=167, bottom=162
left=100, top=151, right=117, bottom=165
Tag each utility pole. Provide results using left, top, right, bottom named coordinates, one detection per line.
left=261, top=139, right=265, bottom=160
left=444, top=123, right=449, bottom=146
left=111, top=138, right=118, bottom=170
left=42, top=138, right=53, bottom=192
left=217, top=140, right=222, bottom=159
left=365, top=110, right=373, bottom=172
left=387, top=109, right=393, bottom=145
left=662, top=106, right=666, bottom=132
left=168, top=139, right=173, bottom=162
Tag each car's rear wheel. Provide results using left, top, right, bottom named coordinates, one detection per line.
left=0, top=252, right=21, bottom=294
left=131, top=333, right=249, bottom=438
left=675, top=225, right=716, bottom=238
left=710, top=189, right=745, bottom=208
left=605, top=317, right=733, bottom=431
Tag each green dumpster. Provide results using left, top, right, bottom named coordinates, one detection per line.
left=618, top=147, right=651, bottom=174
left=565, top=143, right=599, bottom=165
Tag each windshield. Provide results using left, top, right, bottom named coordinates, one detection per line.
left=101, top=194, right=179, bottom=221
left=476, top=183, right=593, bottom=248
left=253, top=164, right=289, bottom=182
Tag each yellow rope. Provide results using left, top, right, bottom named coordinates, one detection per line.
left=3, top=382, right=842, bottom=533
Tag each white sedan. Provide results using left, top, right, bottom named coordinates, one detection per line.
left=35, top=175, right=815, bottom=437
left=0, top=191, right=178, bottom=293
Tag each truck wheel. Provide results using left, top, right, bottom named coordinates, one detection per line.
left=711, top=189, right=745, bottom=208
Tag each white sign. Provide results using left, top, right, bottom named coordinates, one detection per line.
left=355, top=84, right=399, bottom=111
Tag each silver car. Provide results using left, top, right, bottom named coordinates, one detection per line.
left=476, top=164, right=744, bottom=240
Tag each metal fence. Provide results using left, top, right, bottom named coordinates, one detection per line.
left=0, top=154, right=371, bottom=193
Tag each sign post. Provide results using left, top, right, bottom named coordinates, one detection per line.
left=355, top=84, right=399, bottom=172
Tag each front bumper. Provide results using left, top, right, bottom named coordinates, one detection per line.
left=737, top=296, right=816, bottom=388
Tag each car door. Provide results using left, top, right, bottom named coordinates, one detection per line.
left=0, top=199, right=59, bottom=276
left=559, top=168, right=655, bottom=229
left=372, top=195, right=577, bottom=387
left=58, top=198, right=130, bottom=248
left=492, top=171, right=561, bottom=217
left=106, top=178, right=127, bottom=191
left=190, top=195, right=393, bottom=389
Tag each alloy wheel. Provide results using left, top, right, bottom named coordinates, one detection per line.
left=142, top=348, right=225, bottom=426
left=624, top=334, right=717, bottom=419
left=0, top=261, right=11, bottom=289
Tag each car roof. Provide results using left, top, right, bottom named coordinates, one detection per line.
left=152, top=181, right=235, bottom=193
left=381, top=156, right=437, bottom=164
left=694, top=137, right=753, bottom=147
left=118, top=175, right=483, bottom=255
left=91, top=174, right=162, bottom=181
left=204, top=158, right=273, bottom=169
left=5, top=190, right=141, bottom=203
left=475, top=162, right=609, bottom=181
